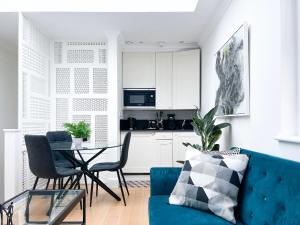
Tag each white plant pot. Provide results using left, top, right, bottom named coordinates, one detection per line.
left=185, top=148, right=202, bottom=160
left=73, top=138, right=83, bottom=148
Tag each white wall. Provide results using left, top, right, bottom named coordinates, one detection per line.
left=0, top=45, right=18, bottom=202
left=200, top=0, right=300, bottom=162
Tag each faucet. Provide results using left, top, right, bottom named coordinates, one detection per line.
left=181, top=119, right=186, bottom=130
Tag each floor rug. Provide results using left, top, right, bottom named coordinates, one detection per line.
left=123, top=180, right=150, bottom=188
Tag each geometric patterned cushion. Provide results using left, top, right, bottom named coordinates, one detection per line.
left=169, top=151, right=249, bottom=224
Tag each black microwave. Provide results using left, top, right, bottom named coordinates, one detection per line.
left=124, top=89, right=155, bottom=107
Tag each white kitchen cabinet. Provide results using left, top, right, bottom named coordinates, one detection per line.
left=154, top=132, right=173, bottom=167
left=156, top=52, right=173, bottom=109
left=121, top=131, right=200, bottom=173
left=172, top=132, right=201, bottom=167
left=123, top=52, right=156, bottom=88
left=122, top=131, right=158, bottom=173
left=173, top=49, right=200, bottom=109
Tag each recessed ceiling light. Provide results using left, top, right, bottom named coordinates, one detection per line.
left=179, top=41, right=185, bottom=44
left=125, top=41, right=134, bottom=45
left=1, top=0, right=199, bottom=12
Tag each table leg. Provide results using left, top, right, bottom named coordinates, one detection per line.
left=81, top=168, right=121, bottom=201
left=82, top=195, right=86, bottom=225
left=59, top=151, right=121, bottom=201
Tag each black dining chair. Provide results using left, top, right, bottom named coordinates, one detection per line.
left=89, top=132, right=131, bottom=206
left=46, top=131, right=89, bottom=192
left=24, top=135, right=82, bottom=191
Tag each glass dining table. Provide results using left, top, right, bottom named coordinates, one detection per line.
left=50, top=142, right=122, bottom=202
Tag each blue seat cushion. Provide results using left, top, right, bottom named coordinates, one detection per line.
left=56, top=167, right=81, bottom=177
left=89, top=162, right=120, bottom=172
left=149, top=195, right=244, bottom=225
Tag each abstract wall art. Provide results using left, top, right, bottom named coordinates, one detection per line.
left=215, top=23, right=250, bottom=116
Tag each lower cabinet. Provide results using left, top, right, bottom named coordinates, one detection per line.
left=172, top=132, right=200, bottom=167
left=121, top=131, right=200, bottom=173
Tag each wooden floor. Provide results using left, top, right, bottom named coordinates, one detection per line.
left=66, top=187, right=150, bottom=225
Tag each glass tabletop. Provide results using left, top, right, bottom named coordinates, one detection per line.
left=0, top=190, right=85, bottom=225
left=50, top=142, right=121, bottom=151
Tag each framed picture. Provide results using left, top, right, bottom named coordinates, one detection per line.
left=215, top=23, right=250, bottom=117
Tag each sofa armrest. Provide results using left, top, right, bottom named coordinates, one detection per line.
left=150, top=167, right=181, bottom=196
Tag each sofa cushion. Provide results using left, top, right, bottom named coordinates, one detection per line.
left=169, top=151, right=249, bottom=223
left=149, top=195, right=244, bottom=225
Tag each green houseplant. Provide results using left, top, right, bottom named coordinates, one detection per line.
left=64, top=121, right=91, bottom=144
left=183, top=106, right=230, bottom=151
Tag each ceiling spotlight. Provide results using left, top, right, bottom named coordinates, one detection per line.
left=157, top=41, right=166, bottom=47
left=179, top=41, right=185, bottom=44
left=125, top=41, right=134, bottom=45
left=139, top=41, right=144, bottom=44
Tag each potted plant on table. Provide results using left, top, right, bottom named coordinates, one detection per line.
left=64, top=121, right=91, bottom=147
left=183, top=105, right=230, bottom=158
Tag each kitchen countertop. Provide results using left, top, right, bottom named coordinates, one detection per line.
left=120, top=129, right=194, bottom=132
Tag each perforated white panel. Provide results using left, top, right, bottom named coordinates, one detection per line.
left=99, top=49, right=107, bottom=64
left=56, top=98, right=69, bottom=130
left=31, top=76, right=48, bottom=95
left=74, top=68, right=89, bottom=94
left=20, top=16, right=51, bottom=191
left=23, top=73, right=29, bottom=119
left=67, top=50, right=94, bottom=63
left=93, top=68, right=107, bottom=94
left=54, top=40, right=108, bottom=150
left=56, top=68, right=70, bottom=94
left=23, top=45, right=48, bottom=76
left=95, top=115, right=108, bottom=146
left=30, top=96, right=50, bottom=120
left=67, top=41, right=106, bottom=46
left=73, top=98, right=107, bottom=111
left=54, top=42, right=63, bottom=64
left=73, top=115, right=91, bottom=124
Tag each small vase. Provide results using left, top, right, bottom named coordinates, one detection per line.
left=73, top=138, right=83, bottom=148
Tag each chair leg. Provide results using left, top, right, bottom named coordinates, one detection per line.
left=58, top=178, right=61, bottom=189
left=120, top=169, right=129, bottom=196
left=61, top=178, right=64, bottom=189
left=77, top=175, right=83, bottom=210
left=53, top=178, right=57, bottom=190
left=32, top=177, right=39, bottom=190
left=63, top=176, right=72, bottom=189
left=90, top=172, right=95, bottom=207
left=84, top=174, right=88, bottom=194
left=45, top=179, right=50, bottom=190
left=117, top=170, right=126, bottom=206
left=96, top=172, right=99, bottom=197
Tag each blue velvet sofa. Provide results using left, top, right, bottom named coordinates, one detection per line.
left=149, top=149, right=300, bottom=225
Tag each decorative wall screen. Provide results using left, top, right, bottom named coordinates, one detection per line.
left=53, top=41, right=108, bottom=147
left=20, top=16, right=51, bottom=190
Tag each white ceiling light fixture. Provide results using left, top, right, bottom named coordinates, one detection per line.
left=1, top=0, right=199, bottom=12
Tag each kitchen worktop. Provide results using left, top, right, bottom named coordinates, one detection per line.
left=120, top=119, right=193, bottom=131
left=120, top=129, right=194, bottom=132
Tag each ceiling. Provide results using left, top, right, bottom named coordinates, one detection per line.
left=0, top=12, right=18, bottom=52
left=0, top=0, right=231, bottom=51
left=23, top=0, right=231, bottom=46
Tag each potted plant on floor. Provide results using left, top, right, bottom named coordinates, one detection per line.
left=64, top=121, right=91, bottom=147
left=183, top=105, right=230, bottom=158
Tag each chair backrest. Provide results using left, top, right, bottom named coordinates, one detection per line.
left=46, top=131, right=74, bottom=160
left=24, top=135, right=58, bottom=179
left=119, top=132, right=131, bottom=169
left=237, top=149, right=300, bottom=225
left=46, top=131, right=72, bottom=142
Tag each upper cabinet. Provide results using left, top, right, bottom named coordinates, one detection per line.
left=122, top=49, right=200, bottom=109
left=123, top=52, right=156, bottom=89
left=156, top=52, right=173, bottom=109
left=173, top=49, right=200, bottom=109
